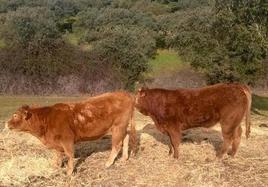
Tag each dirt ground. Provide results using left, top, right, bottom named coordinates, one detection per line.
left=0, top=111, right=267, bottom=187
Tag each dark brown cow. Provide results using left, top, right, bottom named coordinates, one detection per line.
left=135, top=83, right=251, bottom=159
left=6, top=92, right=136, bottom=175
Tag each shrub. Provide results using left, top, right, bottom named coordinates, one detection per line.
left=88, top=26, right=157, bottom=90
left=169, top=1, right=268, bottom=85
left=1, top=7, right=60, bottom=48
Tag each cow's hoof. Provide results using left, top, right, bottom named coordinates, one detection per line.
left=227, top=150, right=236, bottom=158
left=173, top=155, right=179, bottom=159
left=216, top=152, right=224, bottom=159
left=66, top=169, right=73, bottom=176
left=105, top=161, right=113, bottom=168
left=130, top=150, right=137, bottom=157
left=120, top=156, right=128, bottom=162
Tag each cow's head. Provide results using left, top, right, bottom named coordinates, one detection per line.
left=135, top=87, right=149, bottom=115
left=5, top=105, right=32, bottom=131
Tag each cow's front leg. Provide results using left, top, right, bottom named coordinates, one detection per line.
left=53, top=151, right=64, bottom=168
left=168, top=143, right=173, bottom=155
left=61, top=141, right=74, bottom=175
left=168, top=127, right=181, bottom=159
left=167, top=135, right=173, bottom=156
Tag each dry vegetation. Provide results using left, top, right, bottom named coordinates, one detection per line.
left=0, top=110, right=267, bottom=187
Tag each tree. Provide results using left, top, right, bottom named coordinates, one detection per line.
left=171, top=0, right=268, bottom=85
left=88, top=26, right=156, bottom=90
left=75, top=7, right=157, bottom=32
left=1, top=7, right=60, bottom=48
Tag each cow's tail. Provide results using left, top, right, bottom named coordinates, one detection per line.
left=129, top=100, right=137, bottom=155
left=242, top=85, right=252, bottom=139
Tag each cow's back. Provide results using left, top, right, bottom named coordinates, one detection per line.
left=71, top=92, right=134, bottom=142
left=176, top=84, right=248, bottom=128
left=138, top=84, right=248, bottom=130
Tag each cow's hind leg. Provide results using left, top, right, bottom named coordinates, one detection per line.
left=105, top=127, right=126, bottom=168
left=121, top=134, right=129, bottom=161
left=229, top=125, right=242, bottom=157
left=218, top=111, right=244, bottom=159
left=216, top=132, right=232, bottom=159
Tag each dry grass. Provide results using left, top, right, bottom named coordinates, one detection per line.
left=0, top=111, right=267, bottom=187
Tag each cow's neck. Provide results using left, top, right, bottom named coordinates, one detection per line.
left=26, top=114, right=47, bottom=138
left=146, top=98, right=163, bottom=122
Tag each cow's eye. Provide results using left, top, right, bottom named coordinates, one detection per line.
left=13, top=114, right=18, bottom=118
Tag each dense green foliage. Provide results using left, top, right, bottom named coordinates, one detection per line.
left=0, top=0, right=267, bottom=94
left=1, top=7, right=60, bottom=47
left=169, top=0, right=268, bottom=85
left=88, top=26, right=156, bottom=90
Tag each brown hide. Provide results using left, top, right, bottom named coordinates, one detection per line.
left=6, top=91, right=136, bottom=175
left=135, top=83, right=252, bottom=159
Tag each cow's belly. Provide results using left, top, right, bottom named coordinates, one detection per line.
left=184, top=110, right=220, bottom=129
left=39, top=136, right=64, bottom=151
left=73, top=120, right=113, bottom=142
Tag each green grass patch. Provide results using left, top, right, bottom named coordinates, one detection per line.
left=63, top=32, right=92, bottom=51
left=147, top=49, right=186, bottom=77
left=63, top=32, right=80, bottom=46
left=252, top=94, right=268, bottom=111
left=0, top=96, right=85, bottom=127
left=0, top=38, right=6, bottom=48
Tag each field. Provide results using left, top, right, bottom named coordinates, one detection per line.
left=0, top=96, right=268, bottom=187
left=146, top=49, right=205, bottom=89
left=147, top=49, right=185, bottom=77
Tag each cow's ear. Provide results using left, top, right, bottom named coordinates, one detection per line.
left=140, top=92, right=146, bottom=97
left=25, top=111, right=32, bottom=120
left=139, top=90, right=146, bottom=97
left=138, top=87, right=148, bottom=97
left=21, top=105, right=32, bottom=120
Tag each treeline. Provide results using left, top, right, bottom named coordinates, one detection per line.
left=0, top=0, right=267, bottom=94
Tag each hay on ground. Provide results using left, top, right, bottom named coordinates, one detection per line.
left=0, top=111, right=267, bottom=187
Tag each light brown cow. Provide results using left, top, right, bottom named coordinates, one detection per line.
left=6, top=92, right=136, bottom=175
left=135, top=83, right=251, bottom=159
